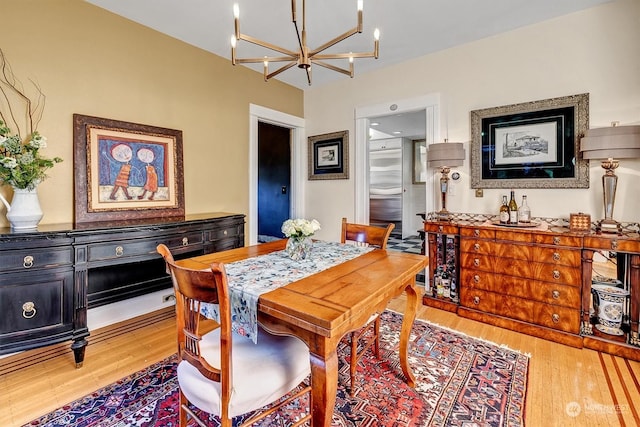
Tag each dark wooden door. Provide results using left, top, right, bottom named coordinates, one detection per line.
left=258, top=122, right=291, bottom=240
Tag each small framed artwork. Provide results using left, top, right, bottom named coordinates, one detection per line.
left=73, top=114, right=185, bottom=224
left=308, top=130, right=349, bottom=180
left=413, top=139, right=427, bottom=184
left=470, top=93, right=589, bottom=189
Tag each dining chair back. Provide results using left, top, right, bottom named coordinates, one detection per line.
left=156, top=244, right=311, bottom=427
left=339, top=218, right=395, bottom=395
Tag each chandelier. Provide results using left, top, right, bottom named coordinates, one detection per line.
left=230, top=0, right=380, bottom=85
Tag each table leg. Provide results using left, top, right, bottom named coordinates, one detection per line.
left=309, top=348, right=338, bottom=427
left=399, top=279, right=419, bottom=387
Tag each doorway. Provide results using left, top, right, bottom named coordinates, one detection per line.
left=354, top=94, right=440, bottom=233
left=258, top=121, right=291, bottom=241
left=249, top=104, right=305, bottom=245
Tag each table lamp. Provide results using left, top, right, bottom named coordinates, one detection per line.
left=580, top=123, right=640, bottom=233
left=427, top=140, right=465, bottom=220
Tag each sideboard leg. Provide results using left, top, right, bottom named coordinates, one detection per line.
left=71, top=338, right=88, bottom=368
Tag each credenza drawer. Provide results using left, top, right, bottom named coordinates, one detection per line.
left=459, top=226, right=495, bottom=239
left=460, top=238, right=494, bottom=255
left=87, top=231, right=203, bottom=262
left=532, top=304, right=580, bottom=334
left=532, top=233, right=582, bottom=248
left=0, top=247, right=73, bottom=273
left=532, top=246, right=581, bottom=267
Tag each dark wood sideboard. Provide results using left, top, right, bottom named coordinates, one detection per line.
left=0, top=212, right=245, bottom=367
left=424, top=217, right=640, bottom=361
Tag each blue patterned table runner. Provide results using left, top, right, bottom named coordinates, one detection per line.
left=201, top=240, right=373, bottom=343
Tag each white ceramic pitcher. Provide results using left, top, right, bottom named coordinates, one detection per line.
left=0, top=186, right=43, bottom=230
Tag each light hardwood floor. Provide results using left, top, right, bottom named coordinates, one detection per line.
left=1, top=294, right=639, bottom=427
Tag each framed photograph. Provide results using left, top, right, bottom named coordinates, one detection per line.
left=470, top=93, right=589, bottom=189
left=308, top=130, right=349, bottom=180
left=73, top=114, right=185, bottom=224
left=413, top=139, right=427, bottom=184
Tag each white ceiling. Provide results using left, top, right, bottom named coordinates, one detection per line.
left=85, top=0, right=612, bottom=91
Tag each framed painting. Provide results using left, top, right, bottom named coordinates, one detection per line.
left=73, top=114, right=185, bottom=224
left=470, top=93, right=589, bottom=189
left=308, top=130, right=349, bottom=180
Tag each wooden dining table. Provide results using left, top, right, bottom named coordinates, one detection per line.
left=176, top=239, right=428, bottom=427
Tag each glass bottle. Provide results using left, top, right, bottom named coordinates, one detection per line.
left=508, top=190, right=518, bottom=224
left=519, top=195, right=531, bottom=223
left=499, top=195, right=509, bottom=224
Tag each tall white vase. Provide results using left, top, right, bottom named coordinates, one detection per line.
left=0, top=186, right=44, bottom=230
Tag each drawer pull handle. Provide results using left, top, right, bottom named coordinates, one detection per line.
left=473, top=258, right=480, bottom=267
left=611, top=240, right=618, bottom=250
left=473, top=296, right=480, bottom=305
left=23, top=255, right=34, bottom=269
left=223, top=230, right=228, bottom=235
left=552, top=313, right=560, bottom=324
left=553, top=236, right=561, bottom=245
left=553, top=252, right=560, bottom=262
left=474, top=275, right=480, bottom=283
left=552, top=290, right=560, bottom=299
left=474, top=229, right=480, bottom=237
left=182, top=237, right=189, bottom=246
left=474, top=243, right=480, bottom=251
left=115, top=246, right=124, bottom=257
left=553, top=270, right=560, bottom=280
left=22, top=301, right=36, bottom=319
left=438, top=226, right=443, bottom=233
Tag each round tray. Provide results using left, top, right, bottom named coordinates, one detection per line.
left=491, top=221, right=540, bottom=228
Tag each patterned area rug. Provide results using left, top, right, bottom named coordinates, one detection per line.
left=25, top=311, right=529, bottom=427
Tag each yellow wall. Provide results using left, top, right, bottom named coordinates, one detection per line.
left=1, top=0, right=303, bottom=228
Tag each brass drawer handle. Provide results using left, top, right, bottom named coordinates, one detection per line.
left=22, top=301, right=36, bottom=319
left=553, top=236, right=561, bottom=245
left=438, top=225, right=443, bottom=233
left=552, top=270, right=560, bottom=280
left=223, top=230, right=228, bottom=235
left=182, top=237, right=189, bottom=246
left=23, top=255, right=34, bottom=269
left=611, top=240, right=618, bottom=250
left=553, top=252, right=560, bottom=262
left=474, top=243, right=480, bottom=251
left=473, top=296, right=480, bottom=305
left=474, top=258, right=480, bottom=267
left=474, top=275, right=480, bottom=283
left=552, top=313, right=560, bottom=324
left=552, top=290, right=560, bottom=300
left=115, top=246, right=124, bottom=257
left=474, top=229, right=480, bottom=237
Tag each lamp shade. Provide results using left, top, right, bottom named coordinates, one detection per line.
left=580, top=125, right=640, bottom=160
left=427, top=142, right=465, bottom=168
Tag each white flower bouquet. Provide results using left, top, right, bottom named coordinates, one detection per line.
left=281, top=218, right=321, bottom=238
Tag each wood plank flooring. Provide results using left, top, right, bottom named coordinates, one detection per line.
left=1, top=295, right=639, bottom=427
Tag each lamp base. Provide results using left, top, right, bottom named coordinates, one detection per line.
left=596, top=218, right=622, bottom=235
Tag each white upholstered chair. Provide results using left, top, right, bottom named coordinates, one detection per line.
left=157, top=244, right=311, bottom=427
left=340, top=218, right=395, bottom=396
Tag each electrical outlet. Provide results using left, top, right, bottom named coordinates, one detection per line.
left=162, top=294, right=175, bottom=303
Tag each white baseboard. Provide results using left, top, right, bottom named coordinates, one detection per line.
left=87, top=289, right=176, bottom=331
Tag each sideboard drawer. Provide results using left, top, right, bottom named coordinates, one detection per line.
left=87, top=231, right=203, bottom=262
left=0, top=269, right=72, bottom=336
left=0, top=247, right=73, bottom=273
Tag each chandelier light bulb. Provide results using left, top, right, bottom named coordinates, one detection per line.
left=230, top=36, right=237, bottom=48
left=233, top=3, right=239, bottom=18
left=374, top=28, right=380, bottom=40
left=357, top=0, right=363, bottom=11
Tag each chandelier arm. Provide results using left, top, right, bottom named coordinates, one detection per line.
left=309, top=27, right=359, bottom=56
left=266, top=62, right=298, bottom=80
left=235, top=55, right=297, bottom=64
left=238, top=33, right=298, bottom=57
left=312, top=60, right=352, bottom=77
left=313, top=51, right=376, bottom=60
left=305, top=67, right=311, bottom=85
left=292, top=21, right=304, bottom=55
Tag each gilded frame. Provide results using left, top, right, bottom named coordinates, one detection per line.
left=73, top=114, right=184, bottom=224
left=470, top=93, right=589, bottom=189
left=308, top=130, right=349, bottom=180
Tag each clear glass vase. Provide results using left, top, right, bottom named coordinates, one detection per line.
left=286, top=236, right=313, bottom=261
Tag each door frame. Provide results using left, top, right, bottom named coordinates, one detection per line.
left=249, top=104, right=305, bottom=245
left=354, top=94, right=441, bottom=225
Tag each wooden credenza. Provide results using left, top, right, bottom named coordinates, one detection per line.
left=0, top=212, right=245, bottom=366
left=424, top=219, right=640, bottom=360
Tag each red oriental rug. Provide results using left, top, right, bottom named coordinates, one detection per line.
left=24, top=311, right=529, bottom=427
